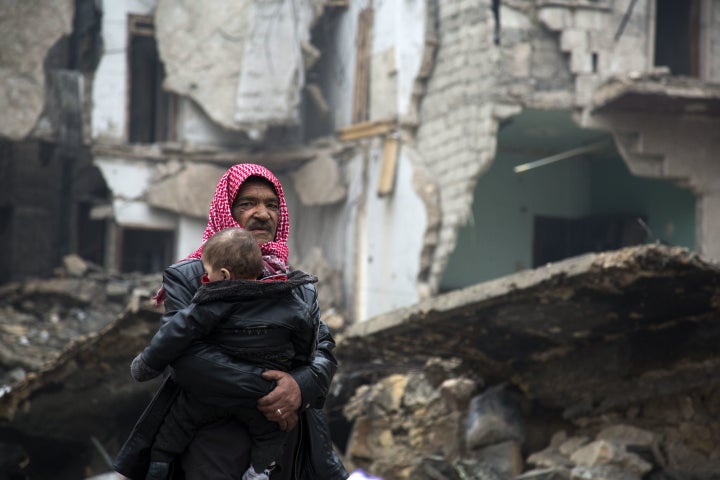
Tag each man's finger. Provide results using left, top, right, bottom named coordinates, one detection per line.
left=280, top=412, right=298, bottom=432
left=262, top=370, right=285, bottom=381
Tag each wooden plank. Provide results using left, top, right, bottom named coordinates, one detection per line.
left=128, top=14, right=155, bottom=37
left=337, top=118, right=395, bottom=142
left=377, top=134, right=399, bottom=197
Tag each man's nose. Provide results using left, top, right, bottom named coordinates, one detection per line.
left=253, top=204, right=270, bottom=219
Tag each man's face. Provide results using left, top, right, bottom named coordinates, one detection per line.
left=231, top=178, right=279, bottom=245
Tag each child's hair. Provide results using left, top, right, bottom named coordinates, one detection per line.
left=201, top=227, right=264, bottom=280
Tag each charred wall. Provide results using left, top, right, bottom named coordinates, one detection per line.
left=0, top=0, right=107, bottom=284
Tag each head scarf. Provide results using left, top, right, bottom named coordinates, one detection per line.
left=187, top=163, right=290, bottom=264
left=153, top=164, right=290, bottom=305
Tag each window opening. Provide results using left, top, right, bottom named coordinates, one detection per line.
left=128, top=15, right=177, bottom=143
left=533, top=214, right=647, bottom=268
left=119, top=227, right=174, bottom=274
left=654, top=0, right=700, bottom=76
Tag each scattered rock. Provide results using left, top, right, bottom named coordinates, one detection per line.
left=465, top=384, right=525, bottom=450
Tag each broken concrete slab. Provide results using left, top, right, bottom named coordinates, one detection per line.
left=233, top=0, right=322, bottom=131
left=589, top=74, right=720, bottom=116
left=146, top=162, right=227, bottom=218
left=0, top=0, right=74, bottom=140
left=337, top=245, right=720, bottom=418
left=154, top=0, right=251, bottom=132
left=290, top=153, right=347, bottom=206
left=155, top=0, right=323, bottom=134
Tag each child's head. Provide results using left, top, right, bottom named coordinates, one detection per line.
left=201, top=227, right=264, bottom=281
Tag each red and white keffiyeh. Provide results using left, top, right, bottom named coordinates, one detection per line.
left=153, top=163, right=290, bottom=304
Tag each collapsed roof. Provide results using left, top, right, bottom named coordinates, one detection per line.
left=337, top=244, right=720, bottom=418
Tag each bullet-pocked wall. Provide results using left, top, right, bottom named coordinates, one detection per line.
left=440, top=110, right=696, bottom=290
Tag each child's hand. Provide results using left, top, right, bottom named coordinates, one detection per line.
left=130, top=354, right=162, bottom=382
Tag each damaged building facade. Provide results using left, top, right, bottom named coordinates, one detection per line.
left=2, top=0, right=720, bottom=324
left=1, top=0, right=720, bottom=479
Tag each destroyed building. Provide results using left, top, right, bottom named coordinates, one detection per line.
left=1, top=0, right=720, bottom=479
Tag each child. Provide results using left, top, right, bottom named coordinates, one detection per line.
left=130, top=227, right=318, bottom=480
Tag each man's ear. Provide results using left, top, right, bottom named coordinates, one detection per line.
left=220, top=268, right=232, bottom=280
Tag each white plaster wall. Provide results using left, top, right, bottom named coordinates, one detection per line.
left=91, top=0, right=158, bottom=141
left=325, top=1, right=366, bottom=128
left=289, top=146, right=424, bottom=322
left=368, top=0, right=426, bottom=120
left=358, top=145, right=425, bottom=320
left=95, top=157, right=175, bottom=228
left=318, top=0, right=425, bottom=128
left=393, top=0, right=426, bottom=119
left=176, top=215, right=206, bottom=261
left=280, top=159, right=363, bottom=315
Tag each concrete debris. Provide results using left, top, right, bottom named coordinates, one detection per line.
left=591, top=74, right=720, bottom=115
left=335, top=245, right=720, bottom=479
left=340, top=364, right=720, bottom=479
left=294, top=246, right=345, bottom=329
left=0, top=255, right=162, bottom=479
left=146, top=162, right=228, bottom=218
left=465, top=384, right=525, bottom=450
left=155, top=0, right=324, bottom=134
left=290, top=152, right=348, bottom=206
left=516, top=468, right=570, bottom=480
left=0, top=256, right=159, bottom=389
left=338, top=244, right=720, bottom=418
left=0, top=246, right=718, bottom=479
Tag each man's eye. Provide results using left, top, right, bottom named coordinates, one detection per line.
left=235, top=201, right=252, bottom=208
left=267, top=203, right=279, bottom=210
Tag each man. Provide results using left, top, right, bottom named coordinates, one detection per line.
left=114, top=164, right=348, bottom=480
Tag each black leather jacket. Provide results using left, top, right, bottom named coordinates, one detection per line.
left=114, top=259, right=348, bottom=480
left=141, top=270, right=320, bottom=407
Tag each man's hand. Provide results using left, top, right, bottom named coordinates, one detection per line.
left=258, top=370, right=302, bottom=431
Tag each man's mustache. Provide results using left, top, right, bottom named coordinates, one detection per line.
left=244, top=220, right=271, bottom=231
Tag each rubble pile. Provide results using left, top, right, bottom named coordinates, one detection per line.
left=0, top=255, right=160, bottom=388
left=336, top=245, right=720, bottom=479
left=0, top=245, right=717, bottom=479
left=340, top=358, right=720, bottom=480
left=0, top=255, right=163, bottom=479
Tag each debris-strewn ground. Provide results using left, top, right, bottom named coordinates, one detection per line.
left=0, top=255, right=163, bottom=479
left=1, top=246, right=720, bottom=479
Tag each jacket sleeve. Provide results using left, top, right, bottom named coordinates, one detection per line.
left=290, top=286, right=320, bottom=368
left=143, top=260, right=224, bottom=371
left=141, top=301, right=231, bottom=372
left=289, top=283, right=338, bottom=411
left=162, top=260, right=204, bottom=319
